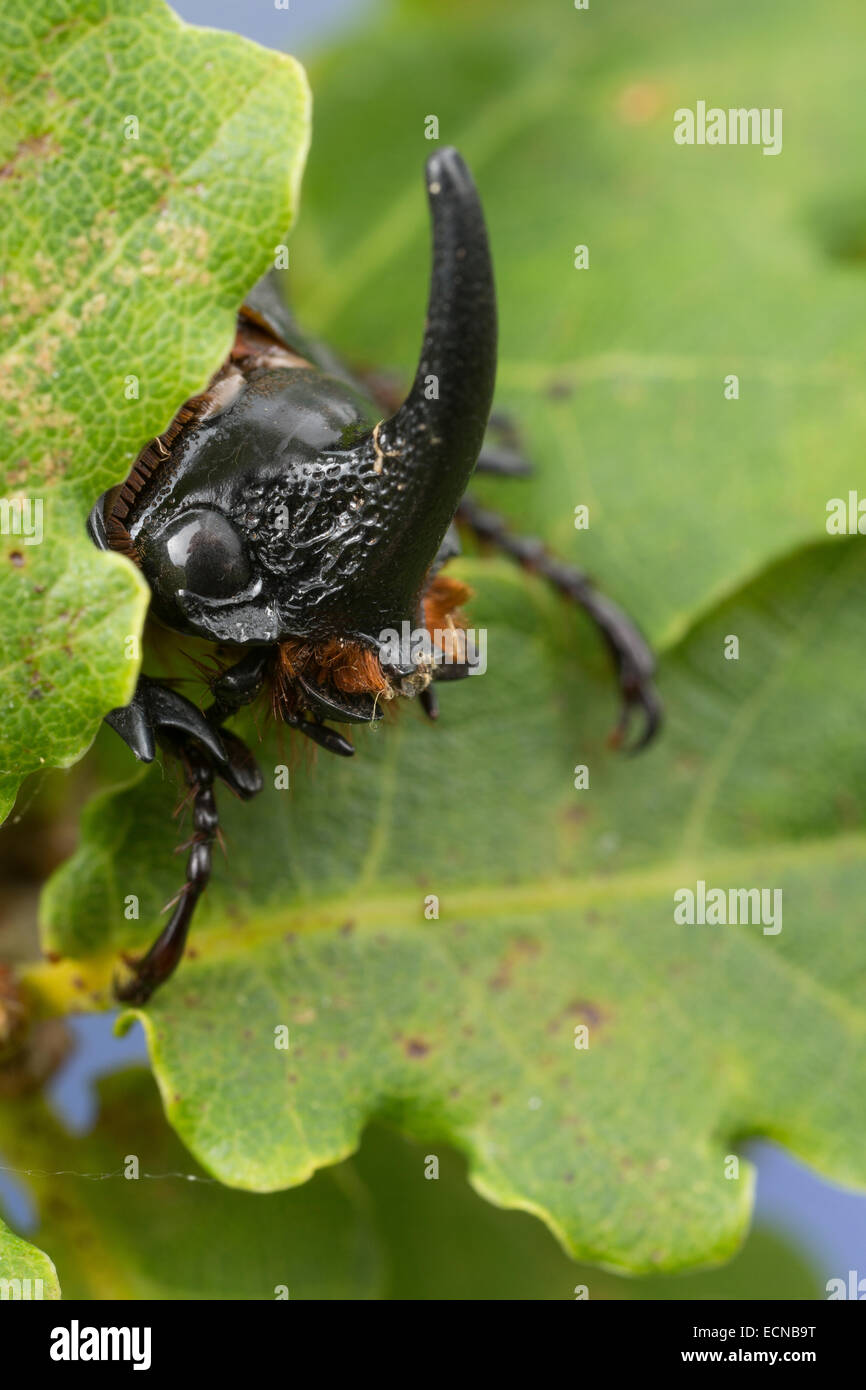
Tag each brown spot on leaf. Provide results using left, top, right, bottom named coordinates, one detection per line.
left=0, top=133, right=60, bottom=181
left=568, top=998, right=609, bottom=1029
left=404, top=1038, right=430, bottom=1058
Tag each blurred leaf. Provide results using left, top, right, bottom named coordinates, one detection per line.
left=35, top=537, right=866, bottom=1272
left=0, top=1216, right=59, bottom=1299
left=0, top=1070, right=819, bottom=1300
left=353, top=1125, right=822, bottom=1300
left=0, top=0, right=310, bottom=816
left=0, top=1069, right=380, bottom=1299
left=294, top=0, right=866, bottom=649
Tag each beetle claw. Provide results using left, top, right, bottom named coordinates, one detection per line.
left=115, top=952, right=163, bottom=1006
left=608, top=677, right=663, bottom=755
left=114, top=963, right=160, bottom=1007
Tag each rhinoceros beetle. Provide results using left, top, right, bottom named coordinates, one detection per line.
left=88, top=147, right=660, bottom=1005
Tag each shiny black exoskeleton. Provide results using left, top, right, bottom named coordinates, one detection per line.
left=88, top=148, right=660, bottom=1004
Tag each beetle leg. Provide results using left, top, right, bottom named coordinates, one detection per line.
left=105, top=676, right=227, bottom=770
left=456, top=495, right=661, bottom=752
left=283, top=709, right=356, bottom=758
left=113, top=720, right=262, bottom=1004
left=104, top=671, right=264, bottom=1002
left=115, top=741, right=215, bottom=1004
left=475, top=410, right=533, bottom=477
left=474, top=445, right=533, bottom=478
left=207, top=649, right=357, bottom=755
left=419, top=686, right=439, bottom=720
left=206, top=648, right=271, bottom=723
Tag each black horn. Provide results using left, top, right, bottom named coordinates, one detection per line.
left=378, top=146, right=497, bottom=496
left=335, top=146, right=497, bottom=639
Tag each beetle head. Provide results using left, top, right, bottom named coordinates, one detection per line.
left=98, top=148, right=496, bottom=720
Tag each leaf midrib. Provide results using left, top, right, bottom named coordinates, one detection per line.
left=26, top=826, right=866, bottom=1035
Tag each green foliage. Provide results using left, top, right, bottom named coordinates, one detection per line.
left=0, top=1070, right=820, bottom=1299
left=0, top=1217, right=59, bottom=1299
left=0, top=1071, right=381, bottom=1299
left=6, top=0, right=866, bottom=1286
left=0, top=0, right=310, bottom=815
left=295, top=0, right=866, bottom=646
left=39, top=538, right=866, bottom=1271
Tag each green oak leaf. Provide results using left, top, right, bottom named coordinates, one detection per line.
left=34, top=537, right=866, bottom=1272
left=293, top=0, right=866, bottom=649
left=0, top=1216, right=59, bottom=1299
left=14, top=0, right=866, bottom=1280
left=352, top=1126, right=821, bottom=1301
left=0, top=0, right=310, bottom=817
left=0, top=1070, right=380, bottom=1300
left=0, top=1071, right=820, bottom=1300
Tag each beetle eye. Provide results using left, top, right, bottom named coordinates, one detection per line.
left=147, top=508, right=252, bottom=600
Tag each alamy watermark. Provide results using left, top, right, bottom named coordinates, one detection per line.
left=826, top=492, right=866, bottom=534
left=50, top=1321, right=151, bottom=1370
left=826, top=1270, right=866, bottom=1299
left=0, top=1276, right=45, bottom=1299
left=674, top=880, right=782, bottom=935
left=378, top=621, right=487, bottom=676
left=0, top=497, right=43, bottom=545
left=674, top=102, right=782, bottom=156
